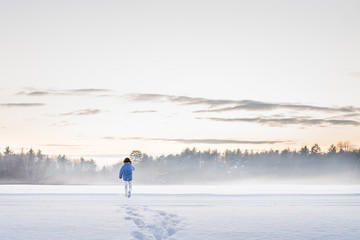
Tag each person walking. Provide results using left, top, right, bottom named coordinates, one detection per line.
left=119, top=157, right=135, bottom=198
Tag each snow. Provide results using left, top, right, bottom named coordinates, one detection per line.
left=0, top=185, right=359, bottom=240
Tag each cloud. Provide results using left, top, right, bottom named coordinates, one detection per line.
left=27, top=91, right=50, bottom=96
left=338, top=113, right=360, bottom=118
left=0, top=103, right=45, bottom=107
left=349, top=72, right=360, bottom=78
left=17, top=88, right=112, bottom=97
left=102, top=136, right=288, bottom=145
left=204, top=117, right=360, bottom=127
left=126, top=93, right=360, bottom=114
left=131, top=110, right=157, bottom=114
left=103, top=136, right=116, bottom=140
left=125, top=93, right=236, bottom=107
left=60, top=109, right=101, bottom=116
left=127, top=94, right=360, bottom=128
left=67, top=89, right=111, bottom=94
left=194, top=101, right=358, bottom=113
left=49, top=121, right=76, bottom=127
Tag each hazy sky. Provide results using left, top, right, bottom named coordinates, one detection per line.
left=1, top=0, right=360, bottom=165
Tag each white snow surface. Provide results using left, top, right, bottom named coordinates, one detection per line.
left=1, top=185, right=360, bottom=240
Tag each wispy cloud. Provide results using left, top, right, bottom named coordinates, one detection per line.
left=126, top=93, right=236, bottom=107
left=102, top=136, right=289, bottom=145
left=0, top=103, right=45, bottom=107
left=126, top=93, right=360, bottom=114
left=17, top=88, right=112, bottom=97
left=194, top=101, right=358, bottom=113
left=204, top=117, right=360, bottom=127
left=349, top=72, right=360, bottom=78
left=67, top=89, right=111, bottom=94
left=49, top=121, right=76, bottom=127
left=60, top=109, right=101, bottom=116
left=103, top=136, right=117, bottom=140
left=338, top=113, right=360, bottom=118
left=131, top=110, right=157, bottom=114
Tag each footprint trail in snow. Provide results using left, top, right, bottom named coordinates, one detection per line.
left=124, top=206, right=182, bottom=240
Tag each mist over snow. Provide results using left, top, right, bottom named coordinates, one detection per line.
left=1, top=145, right=359, bottom=185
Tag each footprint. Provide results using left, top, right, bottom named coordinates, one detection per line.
left=131, top=231, right=145, bottom=240
left=127, top=211, right=142, bottom=217
left=166, top=227, right=177, bottom=236
left=124, top=205, right=182, bottom=240
left=133, top=218, right=145, bottom=228
left=158, top=211, right=166, bottom=216
left=146, top=224, right=165, bottom=240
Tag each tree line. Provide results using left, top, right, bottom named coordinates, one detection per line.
left=0, top=147, right=98, bottom=184
left=1, top=142, right=359, bottom=184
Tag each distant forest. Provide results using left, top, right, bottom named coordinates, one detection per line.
left=0, top=142, right=359, bottom=184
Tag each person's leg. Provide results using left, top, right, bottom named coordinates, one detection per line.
left=128, top=181, right=132, bottom=195
left=124, top=181, right=129, bottom=197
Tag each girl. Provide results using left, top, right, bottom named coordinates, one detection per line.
left=119, top=157, right=135, bottom=198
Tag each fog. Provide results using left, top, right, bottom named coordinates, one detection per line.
left=1, top=144, right=359, bottom=185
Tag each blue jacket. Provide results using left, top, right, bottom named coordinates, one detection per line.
left=119, top=163, right=135, bottom=181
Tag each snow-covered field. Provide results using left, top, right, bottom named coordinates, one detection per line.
left=0, top=185, right=359, bottom=240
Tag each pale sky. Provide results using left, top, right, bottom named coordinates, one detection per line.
left=1, top=0, right=360, bottom=165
